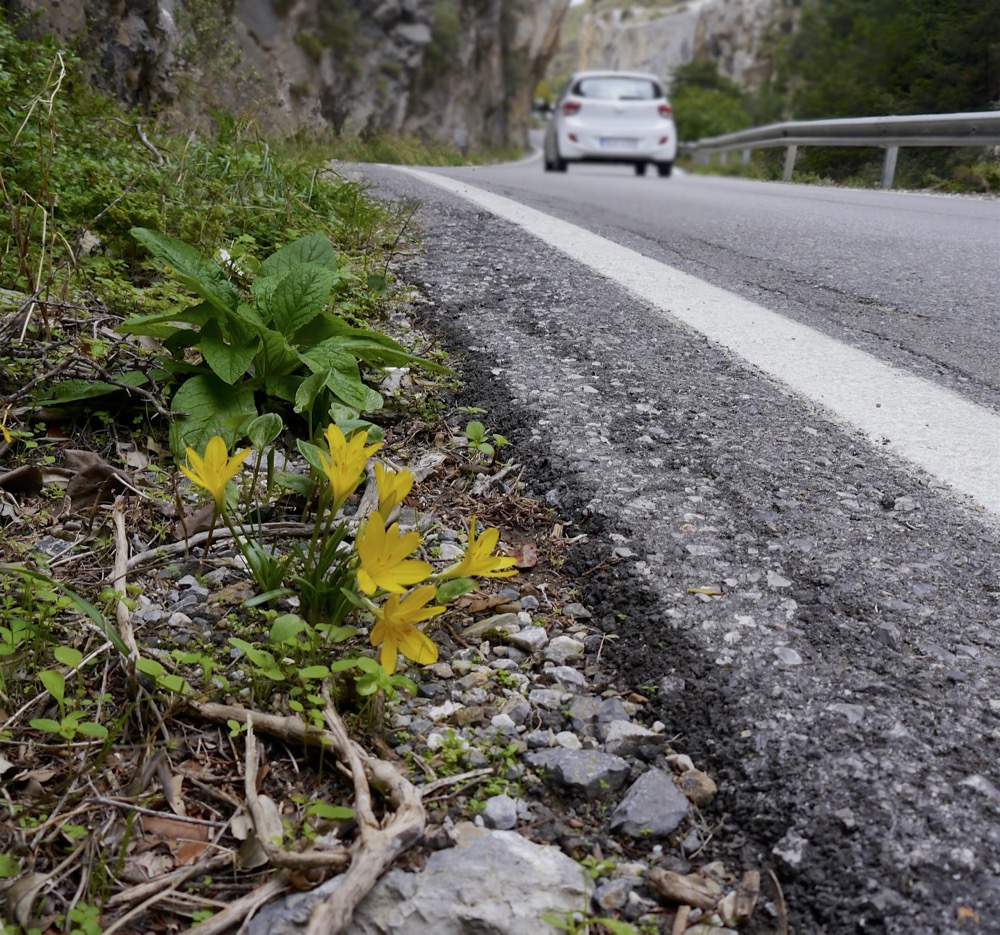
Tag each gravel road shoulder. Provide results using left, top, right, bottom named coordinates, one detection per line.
left=355, top=164, right=1000, bottom=935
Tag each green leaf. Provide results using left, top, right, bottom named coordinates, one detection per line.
left=54, top=646, right=83, bottom=669
left=169, top=374, right=257, bottom=460
left=328, top=658, right=362, bottom=674
left=306, top=802, right=354, bottom=821
left=269, top=614, right=308, bottom=644
left=118, top=303, right=213, bottom=339
left=76, top=721, right=110, bottom=740
left=199, top=318, right=260, bottom=386
left=0, top=853, right=20, bottom=878
left=136, top=657, right=165, bottom=678
left=294, top=369, right=330, bottom=416
left=260, top=233, right=337, bottom=278
left=247, top=412, right=284, bottom=448
left=268, top=264, right=335, bottom=336
left=40, top=669, right=65, bottom=704
left=354, top=674, right=380, bottom=696
left=298, top=665, right=331, bottom=681
left=34, top=375, right=142, bottom=406
left=296, top=438, right=327, bottom=474
left=29, top=718, right=63, bottom=735
left=465, top=421, right=485, bottom=442
left=273, top=471, right=315, bottom=497
left=131, top=228, right=240, bottom=315
left=436, top=577, right=476, bottom=603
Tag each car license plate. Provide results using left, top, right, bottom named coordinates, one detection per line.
left=599, top=137, right=637, bottom=149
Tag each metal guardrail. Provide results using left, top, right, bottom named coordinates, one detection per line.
left=683, top=112, right=1000, bottom=188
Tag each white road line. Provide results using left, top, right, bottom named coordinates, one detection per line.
left=394, top=166, right=1000, bottom=518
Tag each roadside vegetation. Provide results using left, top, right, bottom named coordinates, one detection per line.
left=0, top=14, right=535, bottom=934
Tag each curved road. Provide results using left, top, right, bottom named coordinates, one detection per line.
left=357, top=150, right=1000, bottom=934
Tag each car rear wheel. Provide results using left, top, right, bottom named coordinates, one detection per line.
left=657, top=161, right=673, bottom=178
left=634, top=162, right=648, bottom=177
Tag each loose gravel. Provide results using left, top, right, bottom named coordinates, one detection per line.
left=354, top=163, right=1000, bottom=935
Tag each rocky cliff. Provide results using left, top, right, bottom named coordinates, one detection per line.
left=4, top=0, right=570, bottom=147
left=572, top=0, right=798, bottom=90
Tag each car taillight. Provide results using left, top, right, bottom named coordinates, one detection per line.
left=658, top=103, right=673, bottom=117
left=562, top=100, right=581, bottom=116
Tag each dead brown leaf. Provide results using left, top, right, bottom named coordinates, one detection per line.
left=512, top=541, right=538, bottom=569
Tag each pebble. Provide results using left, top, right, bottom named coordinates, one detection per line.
left=144, top=564, right=737, bottom=931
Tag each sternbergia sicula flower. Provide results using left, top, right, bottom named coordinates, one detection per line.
left=179, top=435, right=251, bottom=510
left=374, top=462, right=414, bottom=521
left=437, top=516, right=517, bottom=580
left=318, top=424, right=383, bottom=512
left=356, top=519, right=433, bottom=595
left=370, top=585, right=443, bottom=674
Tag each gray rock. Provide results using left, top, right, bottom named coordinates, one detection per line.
left=610, top=769, right=690, bottom=838
left=544, top=635, right=585, bottom=664
left=507, top=627, right=549, bottom=654
left=528, top=688, right=568, bottom=711
left=525, top=749, right=631, bottom=799
left=462, top=613, right=521, bottom=641
left=482, top=794, right=518, bottom=830
left=593, top=878, right=633, bottom=911
left=603, top=720, right=666, bottom=758
left=545, top=665, right=587, bottom=691
left=245, top=822, right=591, bottom=935
left=500, top=693, right=532, bottom=726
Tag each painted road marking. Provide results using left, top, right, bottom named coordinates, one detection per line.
left=393, top=166, right=1000, bottom=518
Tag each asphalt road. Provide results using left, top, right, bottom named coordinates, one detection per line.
left=356, top=152, right=1000, bottom=935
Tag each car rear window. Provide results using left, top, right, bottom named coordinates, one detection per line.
left=573, top=77, right=662, bottom=101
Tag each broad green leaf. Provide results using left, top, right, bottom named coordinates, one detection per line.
left=269, top=614, right=308, bottom=644
left=136, top=657, right=165, bottom=677
left=199, top=318, right=260, bottom=386
left=296, top=439, right=327, bottom=474
left=76, top=721, right=110, bottom=739
left=305, top=315, right=452, bottom=373
left=298, top=665, right=331, bottom=681
left=29, top=718, right=63, bottom=734
left=328, top=659, right=361, bottom=674
left=40, top=669, right=65, bottom=704
left=256, top=328, right=301, bottom=381
left=273, top=471, right=315, bottom=497
left=169, top=374, right=257, bottom=460
left=294, top=369, right=329, bottom=415
left=131, top=228, right=240, bottom=315
left=36, top=372, right=148, bottom=406
left=260, top=233, right=337, bottom=278
left=436, top=577, right=476, bottom=603
left=306, top=802, right=354, bottom=821
left=268, top=264, right=335, bottom=336
left=54, top=646, right=83, bottom=669
left=118, top=302, right=213, bottom=338
left=354, top=675, right=380, bottom=696
left=247, top=412, right=284, bottom=448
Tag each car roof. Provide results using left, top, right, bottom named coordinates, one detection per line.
left=568, top=70, right=664, bottom=84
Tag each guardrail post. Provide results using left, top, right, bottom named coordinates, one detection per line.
left=782, top=145, right=797, bottom=182
left=881, top=146, right=899, bottom=189
left=741, top=148, right=751, bottom=166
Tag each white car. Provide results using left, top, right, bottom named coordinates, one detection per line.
left=543, top=70, right=677, bottom=177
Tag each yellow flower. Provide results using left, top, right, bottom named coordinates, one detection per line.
left=356, top=519, right=432, bottom=595
left=179, top=435, right=251, bottom=510
left=318, top=424, right=383, bottom=511
left=374, top=463, right=414, bottom=521
left=438, top=516, right=517, bottom=580
left=370, top=585, right=443, bottom=675
left=0, top=420, right=9, bottom=444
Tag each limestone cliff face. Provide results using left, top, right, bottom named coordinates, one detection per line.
left=576, top=0, right=797, bottom=89
left=5, top=0, right=570, bottom=146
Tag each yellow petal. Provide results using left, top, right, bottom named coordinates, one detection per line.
left=397, top=629, right=438, bottom=667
